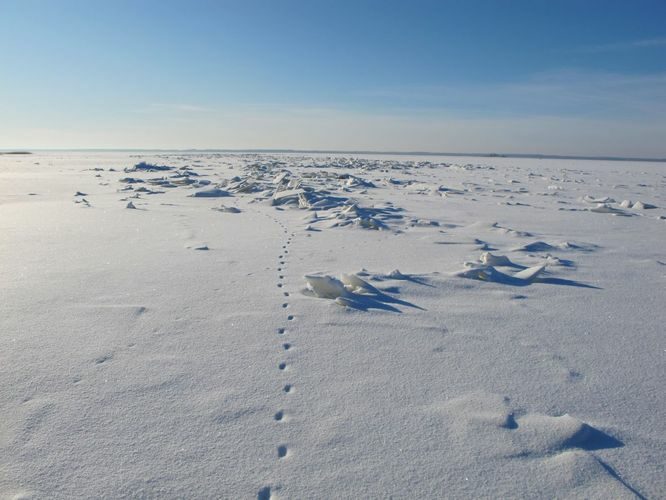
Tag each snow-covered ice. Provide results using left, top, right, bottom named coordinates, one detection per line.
left=1, top=151, right=664, bottom=498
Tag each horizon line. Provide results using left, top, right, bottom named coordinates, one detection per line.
left=1, top=148, right=665, bottom=163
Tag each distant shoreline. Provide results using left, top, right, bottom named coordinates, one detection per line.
left=1, top=148, right=664, bottom=162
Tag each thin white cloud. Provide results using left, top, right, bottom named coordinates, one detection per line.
left=354, top=70, right=666, bottom=119
left=156, top=103, right=210, bottom=113
left=3, top=73, right=665, bottom=156
left=129, top=103, right=211, bottom=114
left=4, top=106, right=665, bottom=158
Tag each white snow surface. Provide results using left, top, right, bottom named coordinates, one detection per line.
left=1, top=151, right=665, bottom=499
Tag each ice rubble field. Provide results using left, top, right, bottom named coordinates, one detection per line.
left=1, top=151, right=664, bottom=499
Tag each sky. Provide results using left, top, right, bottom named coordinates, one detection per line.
left=1, top=0, right=665, bottom=157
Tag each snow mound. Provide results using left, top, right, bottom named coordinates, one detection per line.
left=211, top=205, right=241, bottom=213
left=190, top=188, right=231, bottom=198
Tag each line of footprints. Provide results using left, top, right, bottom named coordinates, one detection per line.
left=259, top=215, right=296, bottom=500
left=276, top=223, right=294, bottom=453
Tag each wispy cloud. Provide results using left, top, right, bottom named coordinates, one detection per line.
left=574, top=37, right=666, bottom=53
left=154, top=103, right=210, bottom=112
left=129, top=103, right=211, bottom=114
left=353, top=70, right=666, bottom=119
left=7, top=107, right=665, bottom=157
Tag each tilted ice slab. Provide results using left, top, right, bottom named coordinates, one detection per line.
left=304, top=273, right=380, bottom=299
left=455, top=264, right=546, bottom=285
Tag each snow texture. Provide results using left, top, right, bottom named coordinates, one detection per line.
left=0, top=151, right=664, bottom=498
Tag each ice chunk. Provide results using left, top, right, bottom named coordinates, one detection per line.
left=513, top=265, right=545, bottom=282
left=304, top=275, right=348, bottom=299
left=480, top=252, right=513, bottom=266
left=340, top=273, right=376, bottom=294
left=190, top=188, right=230, bottom=198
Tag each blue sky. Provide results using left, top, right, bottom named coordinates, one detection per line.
left=1, top=0, right=665, bottom=156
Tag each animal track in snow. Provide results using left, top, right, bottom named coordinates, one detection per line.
left=257, top=486, right=272, bottom=500
left=261, top=210, right=299, bottom=479
left=94, top=353, right=113, bottom=364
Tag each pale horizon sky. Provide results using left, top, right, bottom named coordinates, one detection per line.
left=1, top=0, right=666, bottom=157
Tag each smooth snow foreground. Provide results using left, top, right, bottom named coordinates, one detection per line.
left=1, top=152, right=664, bottom=498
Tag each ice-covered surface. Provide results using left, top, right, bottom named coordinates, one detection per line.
left=1, top=151, right=664, bottom=498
